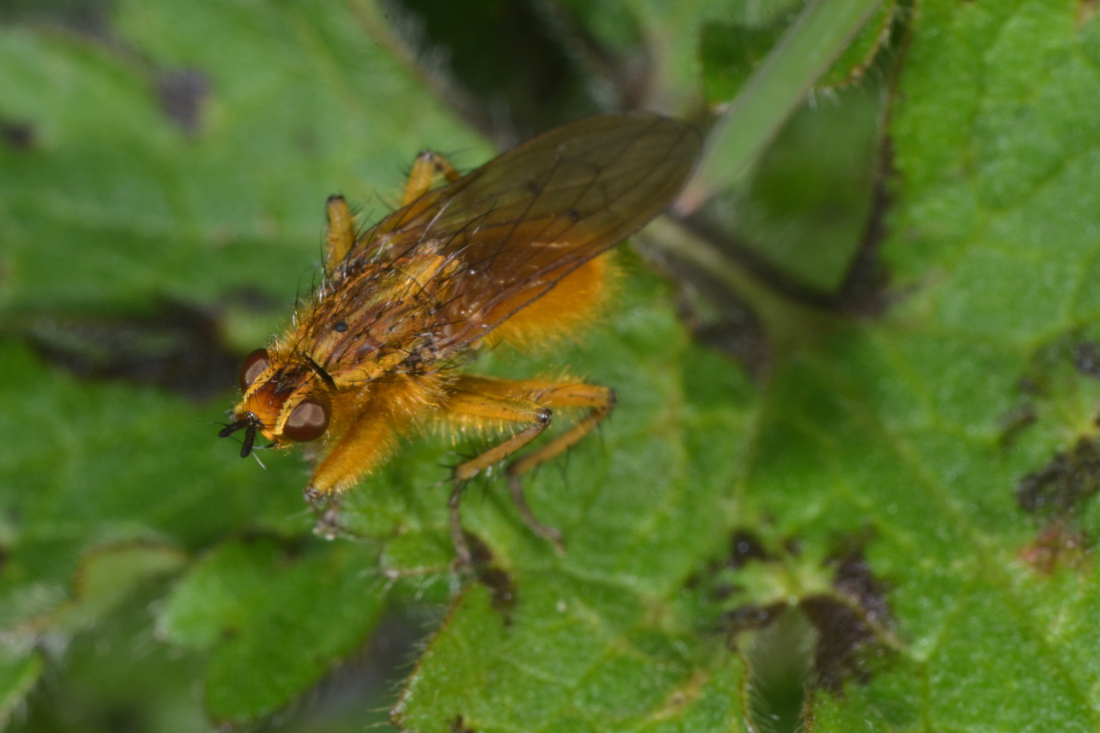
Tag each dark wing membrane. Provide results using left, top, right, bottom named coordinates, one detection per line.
left=351, top=113, right=702, bottom=351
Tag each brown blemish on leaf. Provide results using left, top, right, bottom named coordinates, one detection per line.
left=722, top=602, right=787, bottom=644
left=1078, top=0, right=1098, bottom=29
left=998, top=405, right=1037, bottom=448
left=723, top=543, right=896, bottom=693
left=713, top=532, right=897, bottom=726
left=155, top=69, right=210, bottom=136
left=1072, top=342, right=1100, bottom=378
left=450, top=714, right=476, bottom=733
left=0, top=120, right=35, bottom=150
left=727, top=528, right=774, bottom=568
left=1019, top=521, right=1088, bottom=575
left=8, top=300, right=239, bottom=403
left=1016, top=437, right=1100, bottom=517
left=0, top=0, right=113, bottom=37
left=1018, top=376, right=1042, bottom=395
left=687, top=528, right=776, bottom=601
left=1015, top=437, right=1100, bottom=574
left=464, top=533, right=517, bottom=623
left=998, top=376, right=1044, bottom=447
left=832, top=550, right=892, bottom=626
left=649, top=669, right=709, bottom=722
left=801, top=549, right=895, bottom=693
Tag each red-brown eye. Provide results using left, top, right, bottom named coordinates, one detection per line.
left=283, top=399, right=329, bottom=442
left=238, top=348, right=270, bottom=391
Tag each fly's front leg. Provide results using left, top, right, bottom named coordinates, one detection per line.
left=324, top=152, right=459, bottom=275
left=308, top=491, right=344, bottom=541
left=442, top=375, right=616, bottom=565
left=403, top=151, right=461, bottom=205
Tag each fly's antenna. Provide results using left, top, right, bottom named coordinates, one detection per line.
left=219, top=413, right=262, bottom=458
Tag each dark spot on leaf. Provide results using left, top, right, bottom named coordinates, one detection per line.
left=801, top=549, right=895, bottom=693
left=0, top=120, right=35, bottom=150
left=1018, top=375, right=1041, bottom=394
left=1017, top=437, right=1100, bottom=517
left=334, top=321, right=348, bottom=333
left=156, top=69, right=210, bottom=136
left=450, top=714, right=475, bottom=733
left=721, top=602, right=786, bottom=642
left=724, top=542, right=895, bottom=694
left=477, top=566, right=516, bottom=620
left=834, top=135, right=895, bottom=316
left=715, top=537, right=895, bottom=726
left=1019, top=520, right=1088, bottom=574
left=830, top=549, right=892, bottom=630
left=783, top=537, right=803, bottom=556
left=464, top=533, right=517, bottom=623
left=686, top=528, right=777, bottom=602
left=1017, top=438, right=1100, bottom=573
left=8, top=300, right=240, bottom=402
left=727, top=528, right=773, bottom=568
left=999, top=405, right=1037, bottom=448
left=800, top=595, right=885, bottom=692
left=0, top=0, right=113, bottom=37
left=1072, top=341, right=1100, bottom=378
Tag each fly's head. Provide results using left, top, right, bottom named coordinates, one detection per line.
left=219, top=347, right=332, bottom=457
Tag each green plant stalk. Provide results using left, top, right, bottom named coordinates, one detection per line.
left=696, top=0, right=884, bottom=193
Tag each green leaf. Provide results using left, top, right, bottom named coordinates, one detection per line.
left=792, top=0, right=1100, bottom=727
left=5, top=0, right=1100, bottom=731
left=0, top=0, right=478, bottom=726
left=159, top=538, right=388, bottom=724
left=0, top=648, right=44, bottom=728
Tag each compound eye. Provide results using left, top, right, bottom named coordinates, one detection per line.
left=283, top=399, right=329, bottom=442
left=238, top=348, right=271, bottom=391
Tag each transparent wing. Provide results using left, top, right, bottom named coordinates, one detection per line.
left=345, top=113, right=702, bottom=351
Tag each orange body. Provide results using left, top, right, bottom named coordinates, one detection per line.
left=220, top=113, right=701, bottom=562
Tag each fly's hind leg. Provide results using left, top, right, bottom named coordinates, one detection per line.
left=402, top=151, right=461, bottom=205
left=324, top=195, right=357, bottom=276
left=323, top=152, right=460, bottom=275
left=442, top=375, right=616, bottom=565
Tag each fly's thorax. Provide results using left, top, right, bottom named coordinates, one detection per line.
left=299, top=248, right=464, bottom=379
